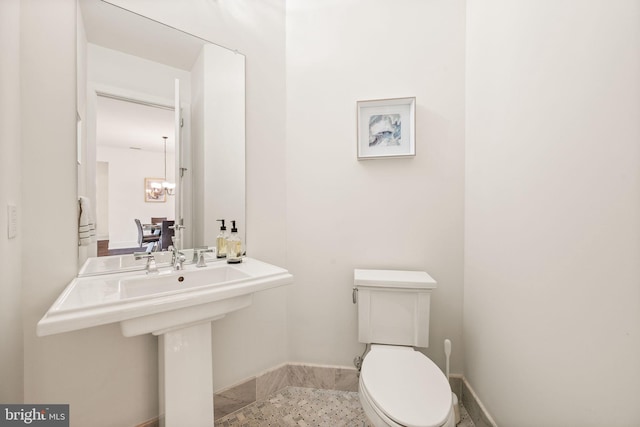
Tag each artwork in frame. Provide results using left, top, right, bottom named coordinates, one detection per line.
left=144, top=178, right=166, bottom=203
left=357, top=97, right=416, bottom=160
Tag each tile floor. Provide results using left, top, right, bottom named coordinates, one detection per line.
left=215, top=386, right=475, bottom=427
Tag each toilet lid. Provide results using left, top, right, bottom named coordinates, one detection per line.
left=361, top=346, right=452, bottom=427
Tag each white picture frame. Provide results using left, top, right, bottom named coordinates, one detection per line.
left=357, top=97, right=416, bottom=160
left=144, top=177, right=167, bottom=203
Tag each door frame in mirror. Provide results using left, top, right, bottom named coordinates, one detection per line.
left=89, top=84, right=192, bottom=250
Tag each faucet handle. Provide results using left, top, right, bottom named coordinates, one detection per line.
left=195, top=248, right=214, bottom=268
left=133, top=251, right=153, bottom=260
left=192, top=246, right=209, bottom=263
left=133, top=252, right=158, bottom=274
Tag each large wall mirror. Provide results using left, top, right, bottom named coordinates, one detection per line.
left=77, top=0, right=245, bottom=269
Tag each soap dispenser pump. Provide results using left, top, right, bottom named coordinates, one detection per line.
left=226, top=220, right=242, bottom=264
left=216, top=219, right=228, bottom=258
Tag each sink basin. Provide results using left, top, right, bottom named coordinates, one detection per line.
left=121, top=265, right=250, bottom=298
left=78, top=249, right=217, bottom=277
left=77, top=251, right=172, bottom=276
left=38, top=257, right=293, bottom=337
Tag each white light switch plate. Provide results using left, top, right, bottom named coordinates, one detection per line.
left=7, top=204, right=17, bottom=239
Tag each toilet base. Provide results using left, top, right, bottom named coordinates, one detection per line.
left=452, top=392, right=460, bottom=424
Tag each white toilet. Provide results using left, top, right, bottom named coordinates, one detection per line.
left=354, top=269, right=455, bottom=427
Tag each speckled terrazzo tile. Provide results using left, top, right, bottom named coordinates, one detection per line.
left=216, top=387, right=369, bottom=427
left=215, top=386, right=473, bottom=427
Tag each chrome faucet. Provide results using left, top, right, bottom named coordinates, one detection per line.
left=194, top=248, right=214, bottom=268
left=133, top=252, right=158, bottom=274
left=191, top=246, right=209, bottom=264
left=169, top=246, right=186, bottom=270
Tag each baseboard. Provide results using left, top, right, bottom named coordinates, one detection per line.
left=133, top=418, right=158, bottom=427
left=461, top=376, right=498, bottom=427
left=109, top=240, right=138, bottom=249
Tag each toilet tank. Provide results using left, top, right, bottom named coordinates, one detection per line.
left=354, top=269, right=437, bottom=347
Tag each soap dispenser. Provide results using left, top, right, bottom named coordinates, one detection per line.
left=216, top=219, right=228, bottom=258
left=225, top=220, right=242, bottom=264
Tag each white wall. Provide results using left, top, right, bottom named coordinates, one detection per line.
left=464, top=1, right=640, bottom=425
left=0, top=0, right=23, bottom=402
left=286, top=0, right=466, bottom=372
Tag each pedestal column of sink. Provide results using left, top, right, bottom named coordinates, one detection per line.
left=159, top=322, right=214, bottom=427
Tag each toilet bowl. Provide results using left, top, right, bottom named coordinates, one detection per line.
left=353, top=269, right=453, bottom=427
left=359, top=345, right=455, bottom=427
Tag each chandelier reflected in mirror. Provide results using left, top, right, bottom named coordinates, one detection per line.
left=155, top=136, right=176, bottom=197
left=146, top=136, right=175, bottom=199
left=161, top=136, right=176, bottom=196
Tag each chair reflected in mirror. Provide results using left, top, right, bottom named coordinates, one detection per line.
left=150, top=218, right=166, bottom=239
left=135, top=218, right=160, bottom=249
left=160, top=220, right=175, bottom=251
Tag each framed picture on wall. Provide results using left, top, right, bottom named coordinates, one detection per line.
left=357, top=97, right=416, bottom=160
left=144, top=178, right=166, bottom=203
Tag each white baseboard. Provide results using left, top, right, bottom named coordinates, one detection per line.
left=461, top=376, right=498, bottom=427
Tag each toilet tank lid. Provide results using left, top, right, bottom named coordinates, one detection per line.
left=354, top=269, right=437, bottom=289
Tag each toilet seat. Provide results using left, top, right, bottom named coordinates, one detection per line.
left=360, top=345, right=452, bottom=427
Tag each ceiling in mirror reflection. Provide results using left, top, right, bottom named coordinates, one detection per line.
left=81, top=0, right=208, bottom=71
left=96, top=96, right=175, bottom=153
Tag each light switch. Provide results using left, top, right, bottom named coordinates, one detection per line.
left=7, top=204, right=17, bottom=239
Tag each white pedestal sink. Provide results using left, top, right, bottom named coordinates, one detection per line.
left=37, top=257, right=293, bottom=427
